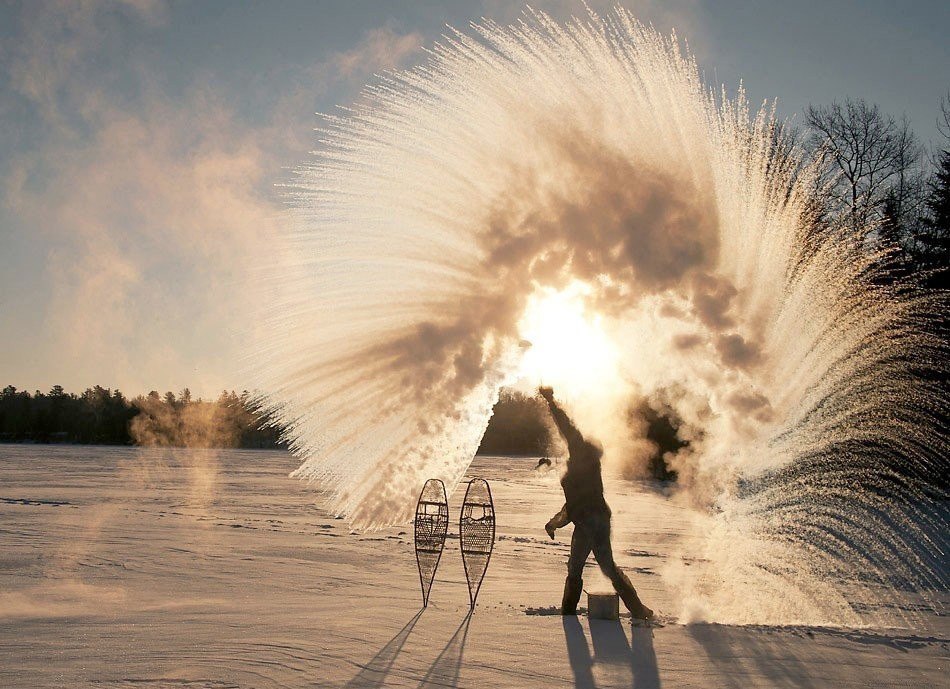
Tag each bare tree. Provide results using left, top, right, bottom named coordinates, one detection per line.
left=805, top=99, right=923, bottom=244
left=938, top=91, right=950, bottom=143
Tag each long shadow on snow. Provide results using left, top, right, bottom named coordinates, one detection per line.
left=343, top=608, right=425, bottom=688
left=688, top=620, right=948, bottom=689
left=689, top=623, right=818, bottom=689
left=417, top=611, right=473, bottom=688
left=563, top=616, right=661, bottom=688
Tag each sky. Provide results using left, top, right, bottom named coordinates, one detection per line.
left=1, top=0, right=947, bottom=399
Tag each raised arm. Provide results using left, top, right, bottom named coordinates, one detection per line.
left=539, top=387, right=585, bottom=449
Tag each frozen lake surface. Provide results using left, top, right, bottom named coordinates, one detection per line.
left=1, top=445, right=946, bottom=687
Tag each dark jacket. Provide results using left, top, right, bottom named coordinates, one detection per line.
left=545, top=395, right=610, bottom=520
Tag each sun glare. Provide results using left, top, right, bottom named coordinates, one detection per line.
left=516, top=285, right=618, bottom=396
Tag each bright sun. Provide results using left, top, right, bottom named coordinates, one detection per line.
left=516, top=284, right=618, bottom=396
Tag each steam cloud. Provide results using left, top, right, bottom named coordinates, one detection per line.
left=254, top=11, right=780, bottom=519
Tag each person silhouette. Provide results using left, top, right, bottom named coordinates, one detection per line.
left=539, top=386, right=653, bottom=619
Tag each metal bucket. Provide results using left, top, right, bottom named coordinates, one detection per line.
left=588, top=591, right=619, bottom=620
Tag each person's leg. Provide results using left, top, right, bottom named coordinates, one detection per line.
left=589, top=513, right=653, bottom=619
left=563, top=524, right=592, bottom=615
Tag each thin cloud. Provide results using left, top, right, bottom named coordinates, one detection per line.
left=332, top=27, right=423, bottom=78
left=1, top=0, right=426, bottom=394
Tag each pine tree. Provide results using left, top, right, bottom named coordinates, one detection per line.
left=879, top=192, right=914, bottom=280
left=918, top=148, right=950, bottom=288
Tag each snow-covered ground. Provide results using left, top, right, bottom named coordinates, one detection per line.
left=0, top=445, right=946, bottom=687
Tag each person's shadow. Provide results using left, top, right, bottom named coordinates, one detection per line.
left=627, top=625, right=661, bottom=689
left=343, top=609, right=425, bottom=688
left=563, top=616, right=661, bottom=688
left=563, top=616, right=596, bottom=688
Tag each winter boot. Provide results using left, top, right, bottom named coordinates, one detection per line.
left=562, top=575, right=583, bottom=615
left=613, top=571, right=654, bottom=620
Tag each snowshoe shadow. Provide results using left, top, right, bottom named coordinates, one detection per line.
left=417, top=611, right=473, bottom=688
left=343, top=608, right=424, bottom=688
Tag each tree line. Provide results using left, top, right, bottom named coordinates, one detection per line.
left=0, top=384, right=553, bottom=455
left=478, top=389, right=552, bottom=455
left=0, top=386, right=282, bottom=448
left=0, top=384, right=687, bottom=479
